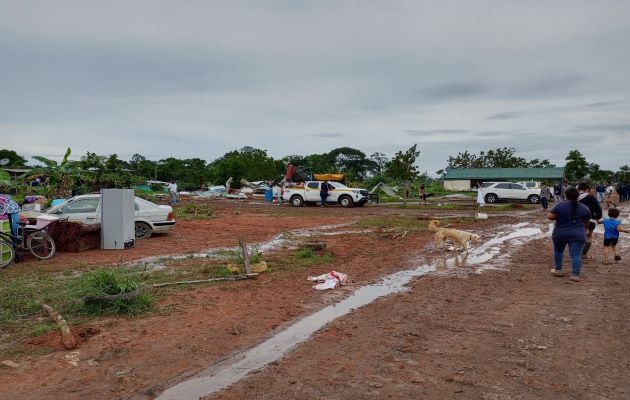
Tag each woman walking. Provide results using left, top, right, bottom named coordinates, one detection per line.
left=539, top=182, right=551, bottom=211
left=547, top=187, right=591, bottom=282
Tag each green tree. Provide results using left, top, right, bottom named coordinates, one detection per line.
left=369, top=152, right=389, bottom=175
left=129, top=154, right=158, bottom=180
left=615, top=165, right=630, bottom=184
left=384, top=144, right=421, bottom=181
left=564, top=150, right=589, bottom=182
left=208, top=147, right=284, bottom=186
left=447, top=147, right=552, bottom=169
left=0, top=149, right=27, bottom=167
left=327, top=147, right=377, bottom=181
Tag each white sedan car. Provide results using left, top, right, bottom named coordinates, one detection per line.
left=46, top=194, right=175, bottom=239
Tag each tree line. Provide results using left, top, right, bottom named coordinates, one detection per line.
left=0, top=146, right=627, bottom=197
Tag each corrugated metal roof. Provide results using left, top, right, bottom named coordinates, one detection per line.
left=444, top=167, right=564, bottom=180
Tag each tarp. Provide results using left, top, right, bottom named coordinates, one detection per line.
left=369, top=182, right=402, bottom=198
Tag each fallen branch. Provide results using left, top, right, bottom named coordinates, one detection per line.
left=42, top=303, right=77, bottom=350
left=83, top=287, right=144, bottom=304
left=152, top=274, right=258, bottom=288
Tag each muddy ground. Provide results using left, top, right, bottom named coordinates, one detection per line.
left=0, top=198, right=629, bottom=400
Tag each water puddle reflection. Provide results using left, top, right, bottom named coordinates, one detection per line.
left=157, top=223, right=543, bottom=400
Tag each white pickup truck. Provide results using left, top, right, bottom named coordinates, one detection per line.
left=283, top=181, right=370, bottom=207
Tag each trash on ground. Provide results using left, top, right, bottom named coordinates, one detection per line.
left=307, top=271, right=348, bottom=290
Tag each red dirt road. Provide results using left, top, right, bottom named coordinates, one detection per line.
left=1, top=199, right=629, bottom=400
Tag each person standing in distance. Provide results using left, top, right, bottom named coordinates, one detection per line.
left=320, top=181, right=329, bottom=207
left=418, top=185, right=427, bottom=206
left=167, top=180, right=178, bottom=206
left=540, top=182, right=551, bottom=211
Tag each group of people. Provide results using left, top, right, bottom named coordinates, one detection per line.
left=548, top=182, right=627, bottom=282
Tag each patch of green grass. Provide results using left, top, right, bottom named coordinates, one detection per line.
left=357, top=215, right=428, bottom=233
left=173, top=203, right=214, bottom=220
left=32, top=323, right=55, bottom=337
left=263, top=249, right=334, bottom=274
left=71, top=269, right=152, bottom=317
left=214, top=266, right=233, bottom=277
left=294, top=248, right=315, bottom=259
left=221, top=245, right=263, bottom=265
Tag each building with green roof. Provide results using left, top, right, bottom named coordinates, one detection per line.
left=443, top=167, right=565, bottom=191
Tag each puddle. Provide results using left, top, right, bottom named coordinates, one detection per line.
left=129, top=222, right=358, bottom=270
left=157, top=223, right=543, bottom=400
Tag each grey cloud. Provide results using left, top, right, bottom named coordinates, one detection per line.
left=516, top=74, right=584, bottom=97
left=313, top=132, right=346, bottom=138
left=575, top=124, right=630, bottom=132
left=487, top=112, right=520, bottom=120
left=418, top=82, right=488, bottom=99
left=584, top=101, right=622, bottom=108
left=406, top=129, right=469, bottom=136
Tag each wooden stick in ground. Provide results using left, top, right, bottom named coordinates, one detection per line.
left=42, top=303, right=77, bottom=350
left=238, top=236, right=252, bottom=274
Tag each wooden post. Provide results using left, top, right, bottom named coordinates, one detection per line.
left=42, top=303, right=77, bottom=350
left=238, top=236, right=252, bottom=274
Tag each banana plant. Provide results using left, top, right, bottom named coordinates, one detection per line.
left=24, top=148, right=94, bottom=198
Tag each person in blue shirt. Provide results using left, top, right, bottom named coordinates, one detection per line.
left=595, top=183, right=606, bottom=203
left=547, top=187, right=591, bottom=282
left=602, top=207, right=627, bottom=264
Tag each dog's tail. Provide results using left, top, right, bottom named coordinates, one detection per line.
left=428, top=219, right=440, bottom=232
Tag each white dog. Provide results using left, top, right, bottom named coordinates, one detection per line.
left=428, top=220, right=481, bottom=253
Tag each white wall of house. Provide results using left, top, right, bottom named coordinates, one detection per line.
left=444, top=180, right=471, bottom=191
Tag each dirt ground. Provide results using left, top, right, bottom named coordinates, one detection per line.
left=1, top=198, right=629, bottom=400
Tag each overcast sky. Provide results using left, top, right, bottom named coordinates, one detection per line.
left=1, top=0, right=629, bottom=176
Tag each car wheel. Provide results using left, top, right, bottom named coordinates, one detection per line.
left=485, top=193, right=498, bottom=203
left=528, top=195, right=540, bottom=204
left=290, top=195, right=304, bottom=207
left=135, top=222, right=153, bottom=239
left=339, top=196, right=353, bottom=207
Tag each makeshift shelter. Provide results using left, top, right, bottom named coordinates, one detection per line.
left=443, top=167, right=565, bottom=191
left=369, top=182, right=403, bottom=203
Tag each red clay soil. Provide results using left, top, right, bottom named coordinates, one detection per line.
left=1, top=199, right=629, bottom=400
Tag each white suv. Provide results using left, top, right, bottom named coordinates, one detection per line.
left=480, top=182, right=540, bottom=204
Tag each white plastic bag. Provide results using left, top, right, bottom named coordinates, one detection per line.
left=307, top=271, right=348, bottom=290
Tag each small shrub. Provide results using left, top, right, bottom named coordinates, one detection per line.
left=73, top=270, right=152, bottom=317
left=294, top=248, right=315, bottom=259
left=32, top=323, right=55, bottom=337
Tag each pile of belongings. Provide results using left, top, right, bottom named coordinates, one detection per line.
left=0, top=194, right=21, bottom=236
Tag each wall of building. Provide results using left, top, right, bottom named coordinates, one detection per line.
left=444, top=180, right=471, bottom=191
